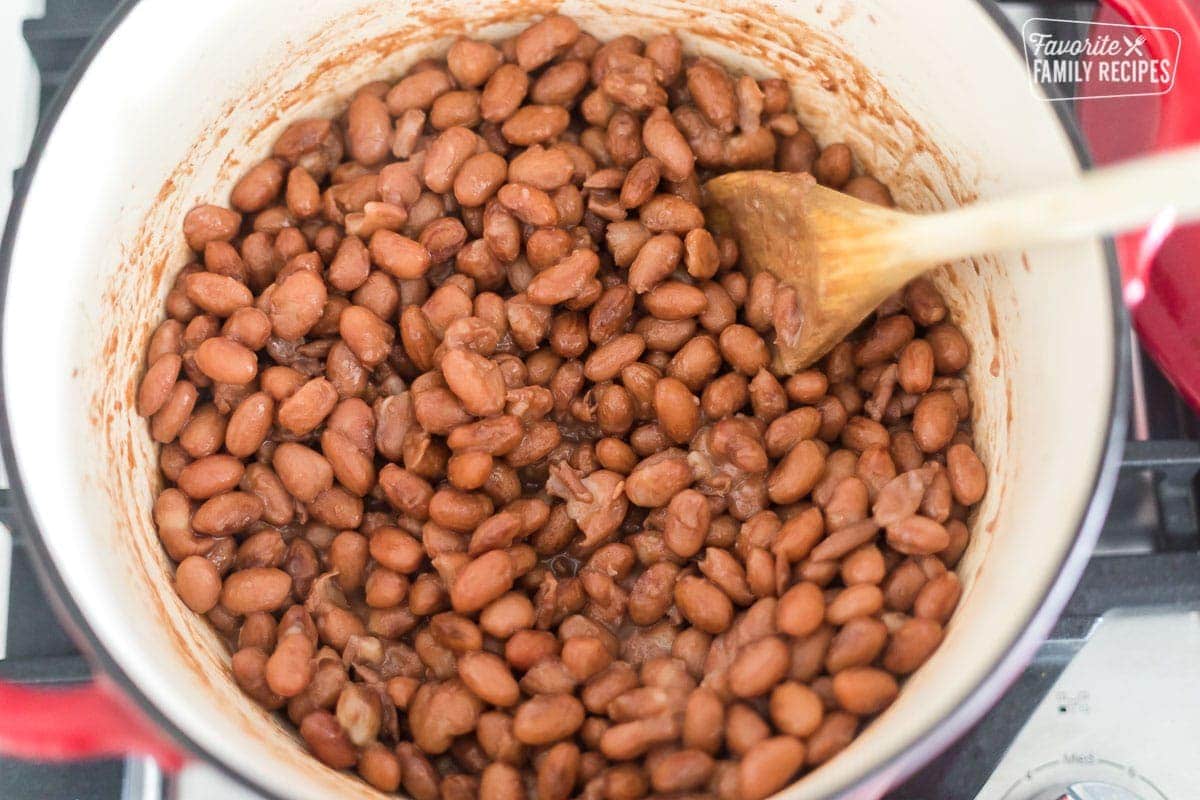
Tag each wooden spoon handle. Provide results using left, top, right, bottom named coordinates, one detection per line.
left=900, top=143, right=1200, bottom=266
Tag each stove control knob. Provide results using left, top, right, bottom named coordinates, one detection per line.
left=1057, top=782, right=1145, bottom=800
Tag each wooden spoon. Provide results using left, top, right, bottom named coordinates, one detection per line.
left=703, top=145, right=1200, bottom=373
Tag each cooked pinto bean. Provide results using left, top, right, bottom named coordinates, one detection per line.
left=740, top=737, right=806, bottom=800
left=177, top=455, right=244, bottom=499
left=276, top=377, right=337, bottom=434
left=174, top=555, right=222, bottom=613
left=513, top=693, right=585, bottom=745
left=831, top=667, right=898, bottom=714
left=516, top=15, right=580, bottom=71
left=674, top=576, right=733, bottom=634
left=912, top=391, right=959, bottom=452
left=481, top=64, right=530, bottom=124
left=220, top=567, right=291, bottom=614
left=729, top=636, right=791, bottom=697
left=183, top=205, right=241, bottom=252
left=192, top=491, right=263, bottom=536
left=194, top=337, right=257, bottom=384
left=946, top=443, right=987, bottom=504
left=442, top=348, right=507, bottom=416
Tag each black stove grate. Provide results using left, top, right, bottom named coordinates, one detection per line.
left=4, top=2, right=1198, bottom=799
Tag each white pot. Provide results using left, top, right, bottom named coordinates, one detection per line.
left=0, top=1, right=1127, bottom=798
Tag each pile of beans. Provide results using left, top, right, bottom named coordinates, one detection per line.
left=138, top=15, right=986, bottom=800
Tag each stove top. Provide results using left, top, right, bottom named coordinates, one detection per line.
left=2, top=2, right=1198, bottom=799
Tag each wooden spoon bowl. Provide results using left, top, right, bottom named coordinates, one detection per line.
left=704, top=145, right=1200, bottom=372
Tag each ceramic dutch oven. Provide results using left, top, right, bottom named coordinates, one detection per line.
left=0, top=1, right=1196, bottom=798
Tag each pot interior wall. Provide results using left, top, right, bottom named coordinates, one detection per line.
left=2, top=1, right=1117, bottom=798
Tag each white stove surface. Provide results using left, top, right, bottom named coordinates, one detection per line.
left=979, top=608, right=1200, bottom=800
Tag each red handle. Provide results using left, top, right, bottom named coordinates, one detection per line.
left=0, top=678, right=184, bottom=768
left=1080, top=0, right=1200, bottom=409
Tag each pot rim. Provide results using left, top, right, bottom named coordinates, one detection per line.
left=0, top=1, right=1130, bottom=798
